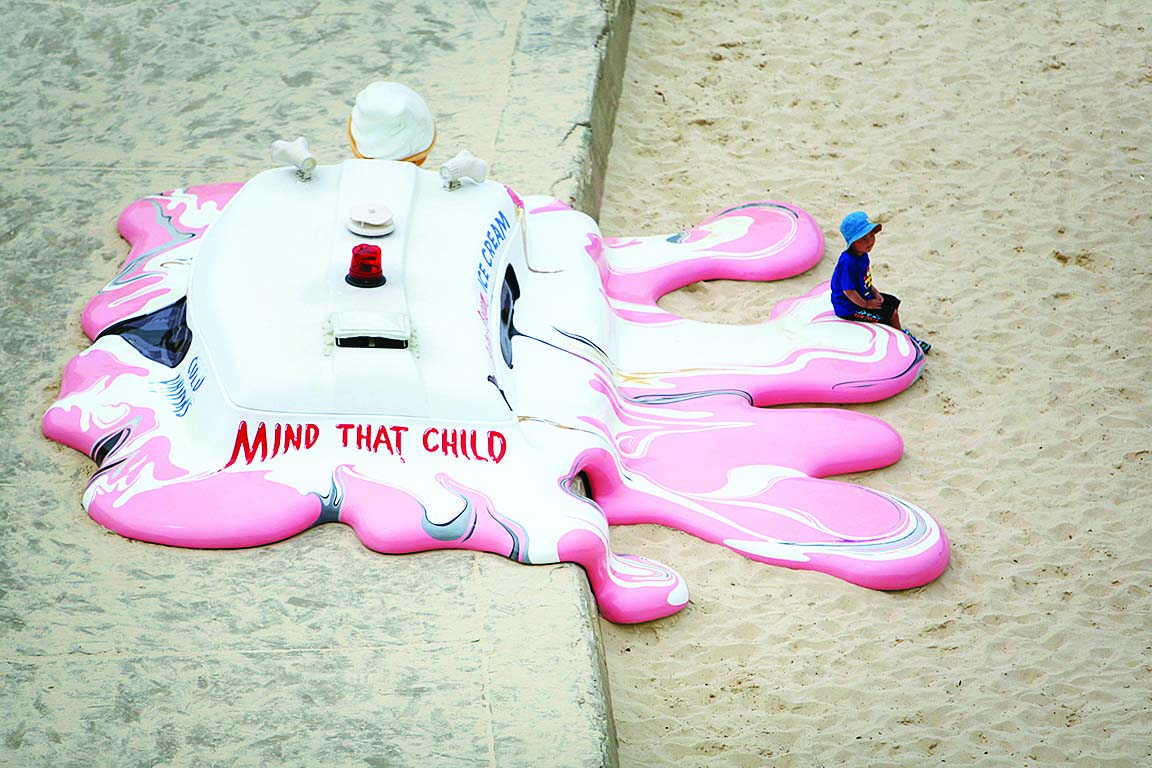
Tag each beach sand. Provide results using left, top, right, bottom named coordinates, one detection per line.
left=596, top=2, right=1151, bottom=765
left=1, top=3, right=628, bottom=765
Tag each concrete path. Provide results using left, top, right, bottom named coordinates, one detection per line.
left=0, top=2, right=633, bottom=766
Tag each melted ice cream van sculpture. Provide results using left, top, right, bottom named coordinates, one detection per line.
left=43, top=91, right=948, bottom=623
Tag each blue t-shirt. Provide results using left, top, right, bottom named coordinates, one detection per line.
left=830, top=250, right=874, bottom=317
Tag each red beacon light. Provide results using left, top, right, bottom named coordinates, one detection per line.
left=346, top=243, right=386, bottom=288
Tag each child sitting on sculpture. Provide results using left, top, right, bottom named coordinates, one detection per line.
left=830, top=211, right=931, bottom=353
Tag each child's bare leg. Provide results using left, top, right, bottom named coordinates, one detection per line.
left=889, top=307, right=904, bottom=331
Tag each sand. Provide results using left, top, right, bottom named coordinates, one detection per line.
left=595, top=2, right=1151, bottom=766
left=7, top=0, right=1148, bottom=764
left=1, top=3, right=626, bottom=765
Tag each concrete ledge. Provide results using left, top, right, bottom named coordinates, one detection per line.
left=1, top=533, right=616, bottom=767
left=0, top=1, right=634, bottom=765
left=494, top=0, right=636, bottom=216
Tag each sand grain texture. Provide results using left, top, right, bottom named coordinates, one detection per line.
left=597, top=2, right=1151, bottom=766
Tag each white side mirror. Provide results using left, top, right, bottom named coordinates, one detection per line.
left=271, top=137, right=318, bottom=181
left=439, top=150, right=488, bottom=191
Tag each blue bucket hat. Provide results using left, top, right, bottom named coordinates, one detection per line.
left=840, top=211, right=882, bottom=248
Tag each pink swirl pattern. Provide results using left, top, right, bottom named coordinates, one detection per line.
left=44, top=177, right=947, bottom=624
left=82, top=185, right=243, bottom=339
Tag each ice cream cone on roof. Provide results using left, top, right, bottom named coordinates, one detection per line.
left=348, top=82, right=436, bottom=165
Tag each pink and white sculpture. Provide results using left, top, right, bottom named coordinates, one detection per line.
left=44, top=154, right=947, bottom=624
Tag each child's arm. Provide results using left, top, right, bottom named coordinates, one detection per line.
left=843, top=289, right=883, bottom=309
